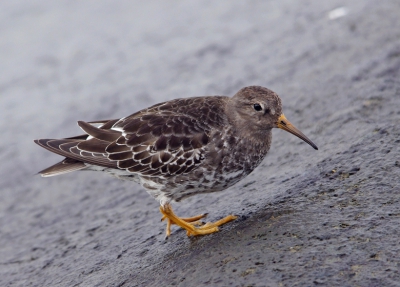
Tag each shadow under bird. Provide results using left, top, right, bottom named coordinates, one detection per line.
left=35, top=86, right=318, bottom=238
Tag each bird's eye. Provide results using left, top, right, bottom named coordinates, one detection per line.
left=253, top=103, right=262, bottom=111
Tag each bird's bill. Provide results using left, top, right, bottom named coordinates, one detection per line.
left=277, top=114, right=318, bottom=150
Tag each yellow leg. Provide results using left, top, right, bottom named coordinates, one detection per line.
left=160, top=203, right=237, bottom=238
left=161, top=213, right=208, bottom=223
left=161, top=212, right=207, bottom=238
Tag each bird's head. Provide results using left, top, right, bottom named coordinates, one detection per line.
left=228, top=86, right=318, bottom=150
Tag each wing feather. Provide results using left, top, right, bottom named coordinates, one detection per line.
left=35, top=96, right=228, bottom=177
left=77, top=138, right=110, bottom=153
left=112, top=111, right=211, bottom=177
left=77, top=121, right=120, bottom=142
left=34, top=139, right=117, bottom=169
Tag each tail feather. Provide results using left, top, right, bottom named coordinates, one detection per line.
left=38, top=158, right=86, bottom=177
left=34, top=119, right=121, bottom=177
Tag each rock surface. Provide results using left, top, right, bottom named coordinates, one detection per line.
left=1, top=1, right=399, bottom=286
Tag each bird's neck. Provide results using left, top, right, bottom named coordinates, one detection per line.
left=240, top=127, right=272, bottom=152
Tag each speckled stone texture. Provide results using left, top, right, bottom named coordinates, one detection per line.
left=1, top=1, right=399, bottom=286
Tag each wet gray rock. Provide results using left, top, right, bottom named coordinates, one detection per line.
left=1, top=1, right=399, bottom=286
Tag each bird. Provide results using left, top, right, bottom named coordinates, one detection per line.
left=34, top=86, right=318, bottom=238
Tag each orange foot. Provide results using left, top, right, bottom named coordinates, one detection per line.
left=160, top=203, right=237, bottom=238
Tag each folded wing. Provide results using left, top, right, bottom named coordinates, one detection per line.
left=34, top=97, right=226, bottom=178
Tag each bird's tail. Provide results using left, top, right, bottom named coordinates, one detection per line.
left=36, top=157, right=86, bottom=177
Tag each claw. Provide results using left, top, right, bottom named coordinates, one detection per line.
left=160, top=203, right=237, bottom=237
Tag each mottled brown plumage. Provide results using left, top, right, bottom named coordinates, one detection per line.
left=35, top=86, right=317, bottom=237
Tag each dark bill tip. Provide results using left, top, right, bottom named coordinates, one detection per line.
left=277, top=114, right=318, bottom=150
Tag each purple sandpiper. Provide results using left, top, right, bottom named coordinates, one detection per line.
left=35, top=86, right=318, bottom=237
